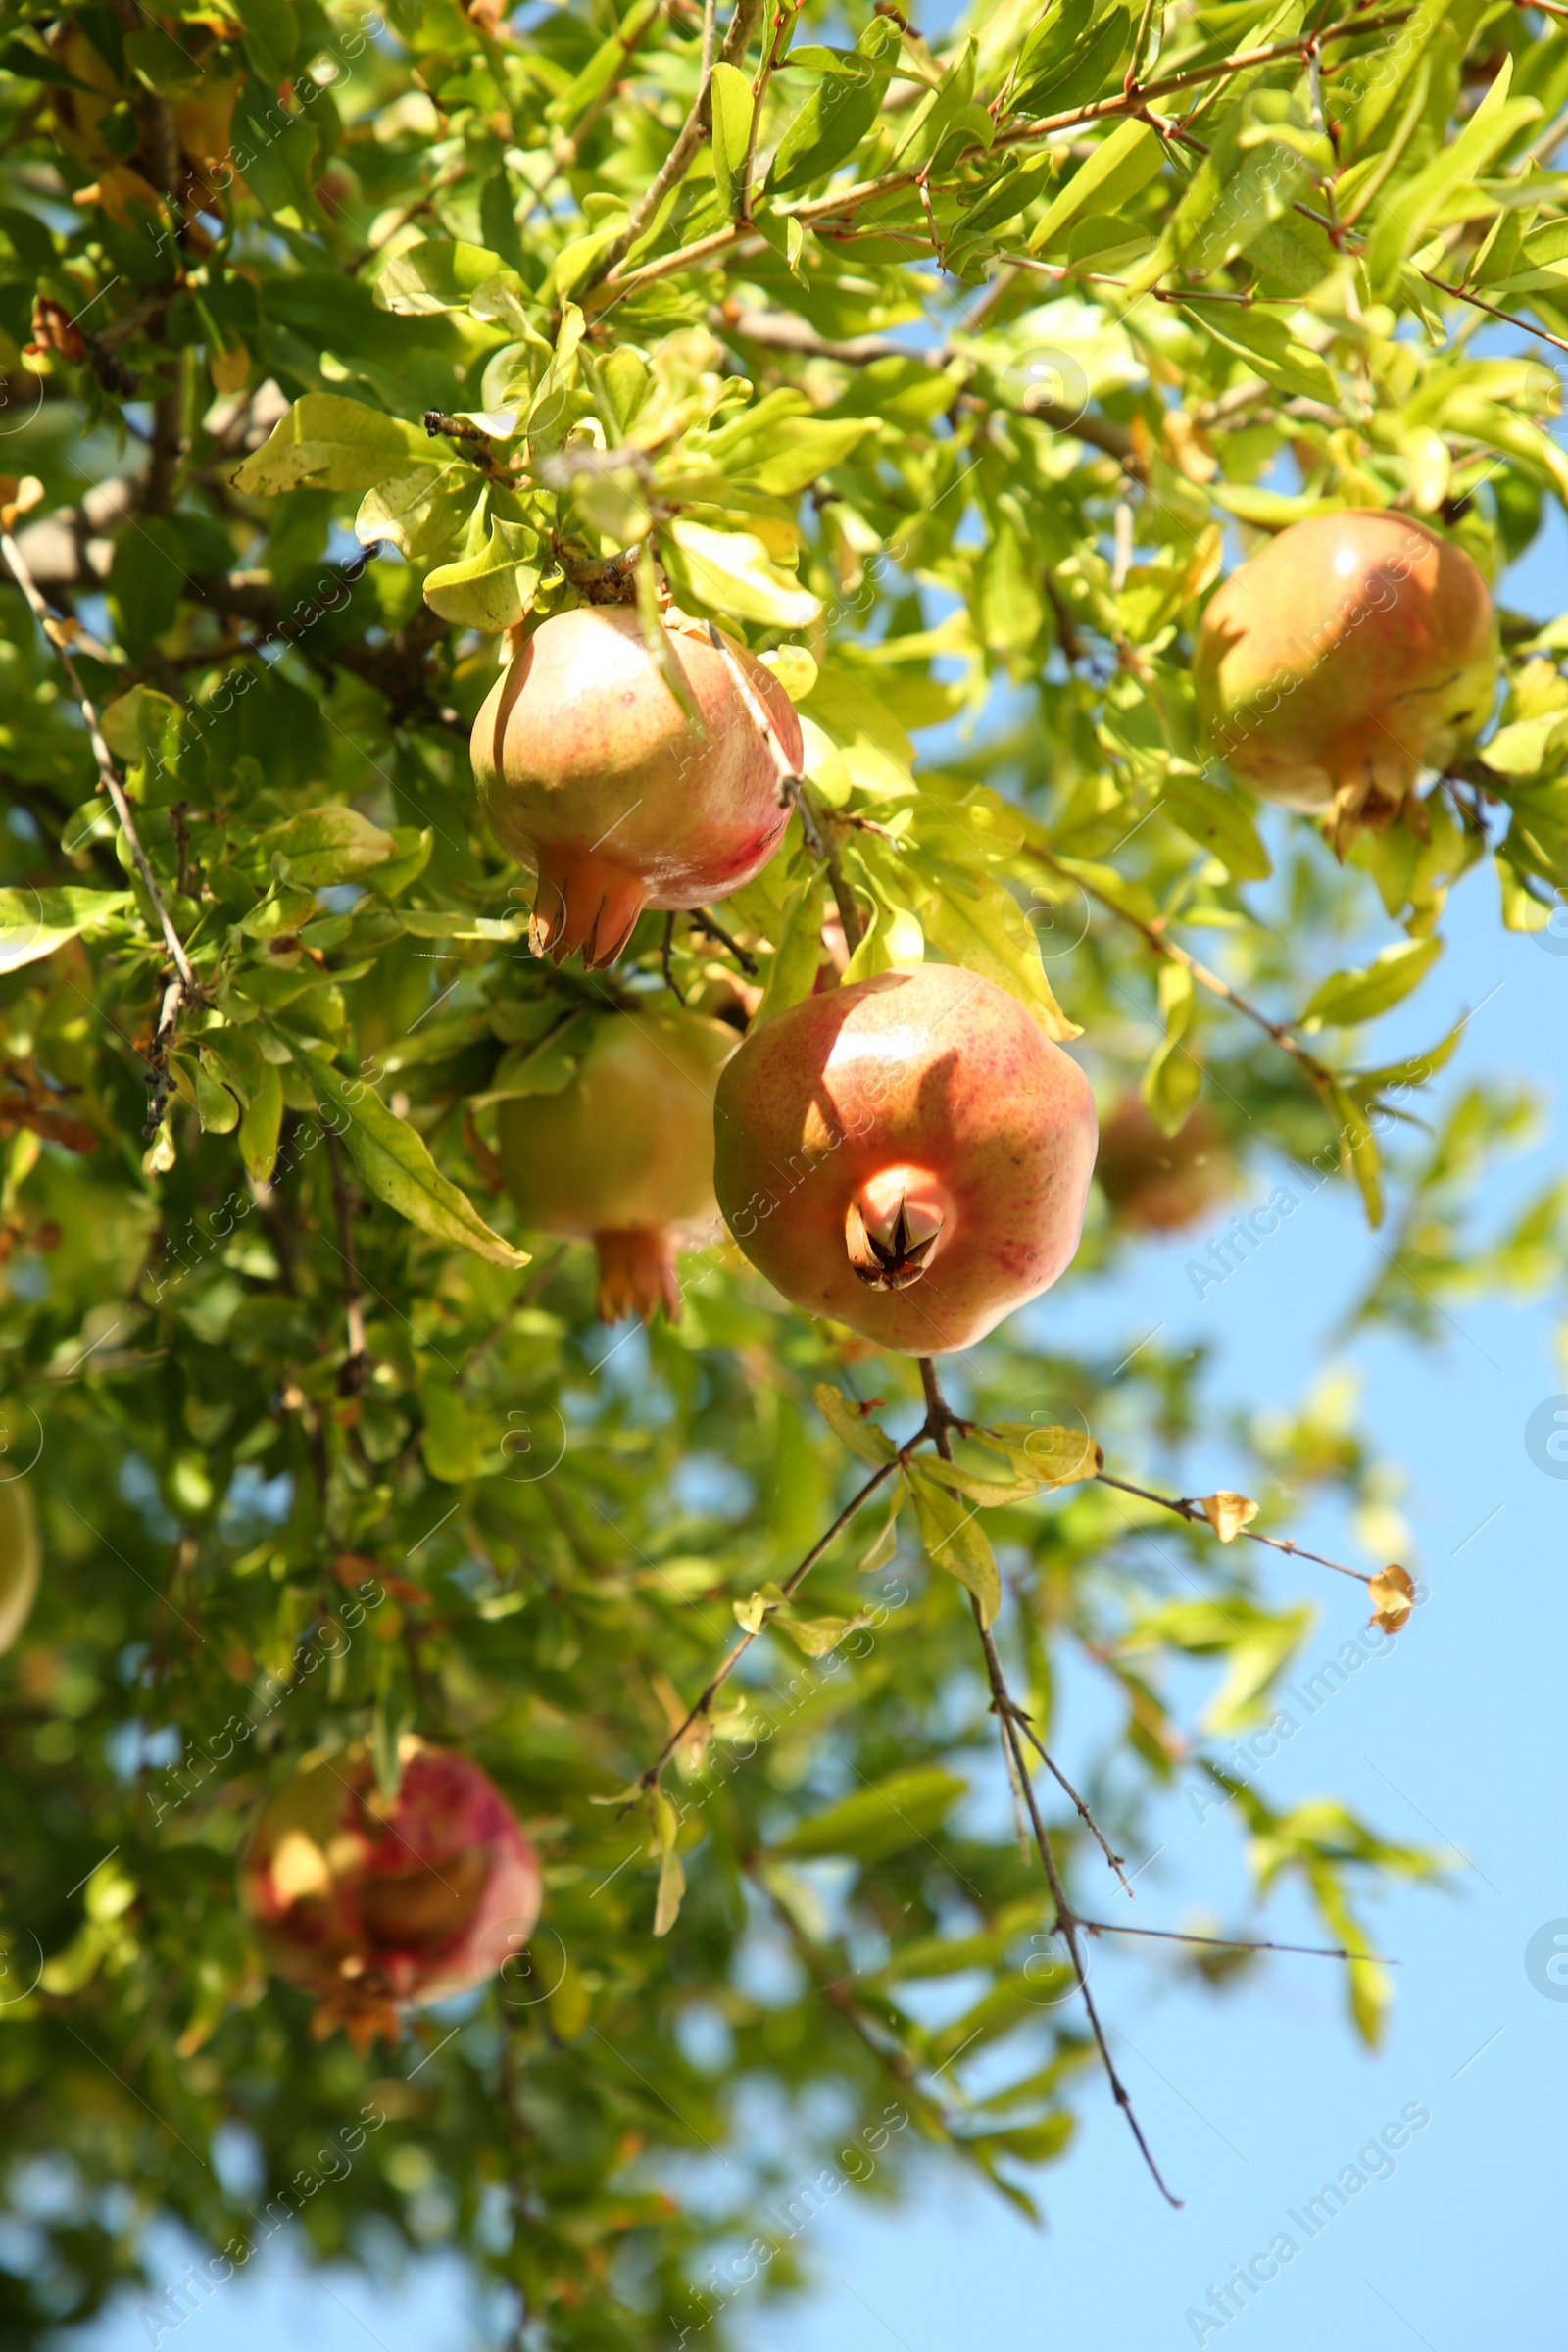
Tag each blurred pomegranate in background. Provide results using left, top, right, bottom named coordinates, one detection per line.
left=1096, top=1098, right=1234, bottom=1235
left=241, top=1740, right=540, bottom=2049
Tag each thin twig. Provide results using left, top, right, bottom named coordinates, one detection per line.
left=594, top=10, right=1416, bottom=305
left=1095, top=1470, right=1375, bottom=1588
left=694, top=906, right=759, bottom=974
left=920, top=1360, right=1181, bottom=2206
left=2, top=521, right=199, bottom=1132
left=1415, top=268, right=1568, bottom=360
left=593, top=0, right=764, bottom=281
left=1079, top=1918, right=1397, bottom=1963
left=1027, top=844, right=1337, bottom=1097
left=633, top=1457, right=900, bottom=1791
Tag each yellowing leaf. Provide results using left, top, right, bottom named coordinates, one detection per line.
left=813, top=1381, right=898, bottom=1464
left=1200, top=1491, right=1258, bottom=1543
left=908, top=1463, right=1002, bottom=1625
left=979, top=1422, right=1098, bottom=1487
left=232, top=393, right=430, bottom=495
left=1367, top=1564, right=1415, bottom=1634
left=661, top=518, right=820, bottom=629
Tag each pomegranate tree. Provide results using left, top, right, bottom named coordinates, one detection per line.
left=499, top=1005, right=736, bottom=1323
left=240, top=1740, right=540, bottom=2049
left=712, top=964, right=1099, bottom=1354
left=1096, top=1099, right=1233, bottom=1235
left=470, top=607, right=802, bottom=968
left=1193, top=510, right=1498, bottom=838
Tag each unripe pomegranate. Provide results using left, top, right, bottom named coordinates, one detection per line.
left=240, top=1740, right=540, bottom=2050
left=471, top=608, right=802, bottom=968
left=1096, top=1098, right=1233, bottom=1235
left=1194, top=511, right=1498, bottom=836
left=712, top=965, right=1098, bottom=1354
left=498, top=1005, right=735, bottom=1323
left=0, top=1479, right=40, bottom=1654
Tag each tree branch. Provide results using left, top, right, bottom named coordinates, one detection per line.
left=2, top=517, right=199, bottom=1134
left=918, top=1358, right=1182, bottom=2208
left=1026, top=843, right=1339, bottom=1098
left=1094, top=1469, right=1378, bottom=1589
left=595, top=10, right=1416, bottom=307
left=592, top=0, right=765, bottom=282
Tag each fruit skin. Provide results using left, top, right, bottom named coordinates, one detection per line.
left=471, top=607, right=802, bottom=969
left=0, top=1479, right=40, bottom=1655
left=1193, top=510, right=1498, bottom=841
left=498, top=1006, right=736, bottom=1323
left=1096, top=1099, right=1233, bottom=1235
left=712, top=964, right=1099, bottom=1355
left=240, top=1740, right=540, bottom=2050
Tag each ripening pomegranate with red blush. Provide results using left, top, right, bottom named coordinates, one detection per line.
left=1194, top=510, right=1498, bottom=843
left=240, top=1740, right=540, bottom=2049
left=712, top=964, right=1098, bottom=1354
left=471, top=607, right=802, bottom=968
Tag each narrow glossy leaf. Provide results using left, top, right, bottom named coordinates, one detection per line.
left=1300, top=936, right=1443, bottom=1029
left=753, top=869, right=826, bottom=1025
left=770, top=1765, right=968, bottom=1862
left=1029, top=118, right=1164, bottom=255
left=710, top=61, right=753, bottom=217
left=304, top=1055, right=529, bottom=1269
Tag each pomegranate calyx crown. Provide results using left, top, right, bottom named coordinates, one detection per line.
left=846, top=1185, right=945, bottom=1293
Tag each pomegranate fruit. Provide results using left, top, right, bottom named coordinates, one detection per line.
left=0, top=1478, right=40, bottom=1654
left=498, top=1005, right=736, bottom=1323
left=471, top=607, right=802, bottom=968
left=240, top=1739, right=540, bottom=2049
left=1193, top=510, right=1498, bottom=840
left=712, top=964, right=1098, bottom=1354
left=1096, top=1099, right=1233, bottom=1235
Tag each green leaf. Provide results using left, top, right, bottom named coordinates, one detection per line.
left=372, top=240, right=513, bottom=317
left=738, top=416, right=880, bottom=498
left=1015, top=4, right=1128, bottom=117
left=915, top=1455, right=1039, bottom=1508
left=420, top=1378, right=487, bottom=1483
left=1366, top=60, right=1541, bottom=296
left=768, top=16, right=902, bottom=194
left=1160, top=768, right=1272, bottom=883
left=1325, top=1079, right=1385, bottom=1227
left=0, top=888, right=131, bottom=975
left=907, top=854, right=1080, bottom=1042
left=1299, top=936, right=1444, bottom=1029
left=752, top=869, right=827, bottom=1024
left=229, top=0, right=297, bottom=84
left=231, top=394, right=432, bottom=496
left=710, top=61, right=754, bottom=218
left=907, top=1462, right=1002, bottom=1626
left=1187, top=306, right=1339, bottom=407
left=813, top=1382, right=898, bottom=1464
left=660, top=518, right=819, bottom=629
left=251, top=808, right=398, bottom=887
left=303, top=1055, right=529, bottom=1268
left=237, top=1061, right=283, bottom=1184
left=1140, top=960, right=1200, bottom=1136
left=978, top=1423, right=1098, bottom=1486
left=424, top=517, right=541, bottom=632
left=771, top=1765, right=969, bottom=1862
left=1029, top=118, right=1164, bottom=256
left=774, top=1606, right=873, bottom=1658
